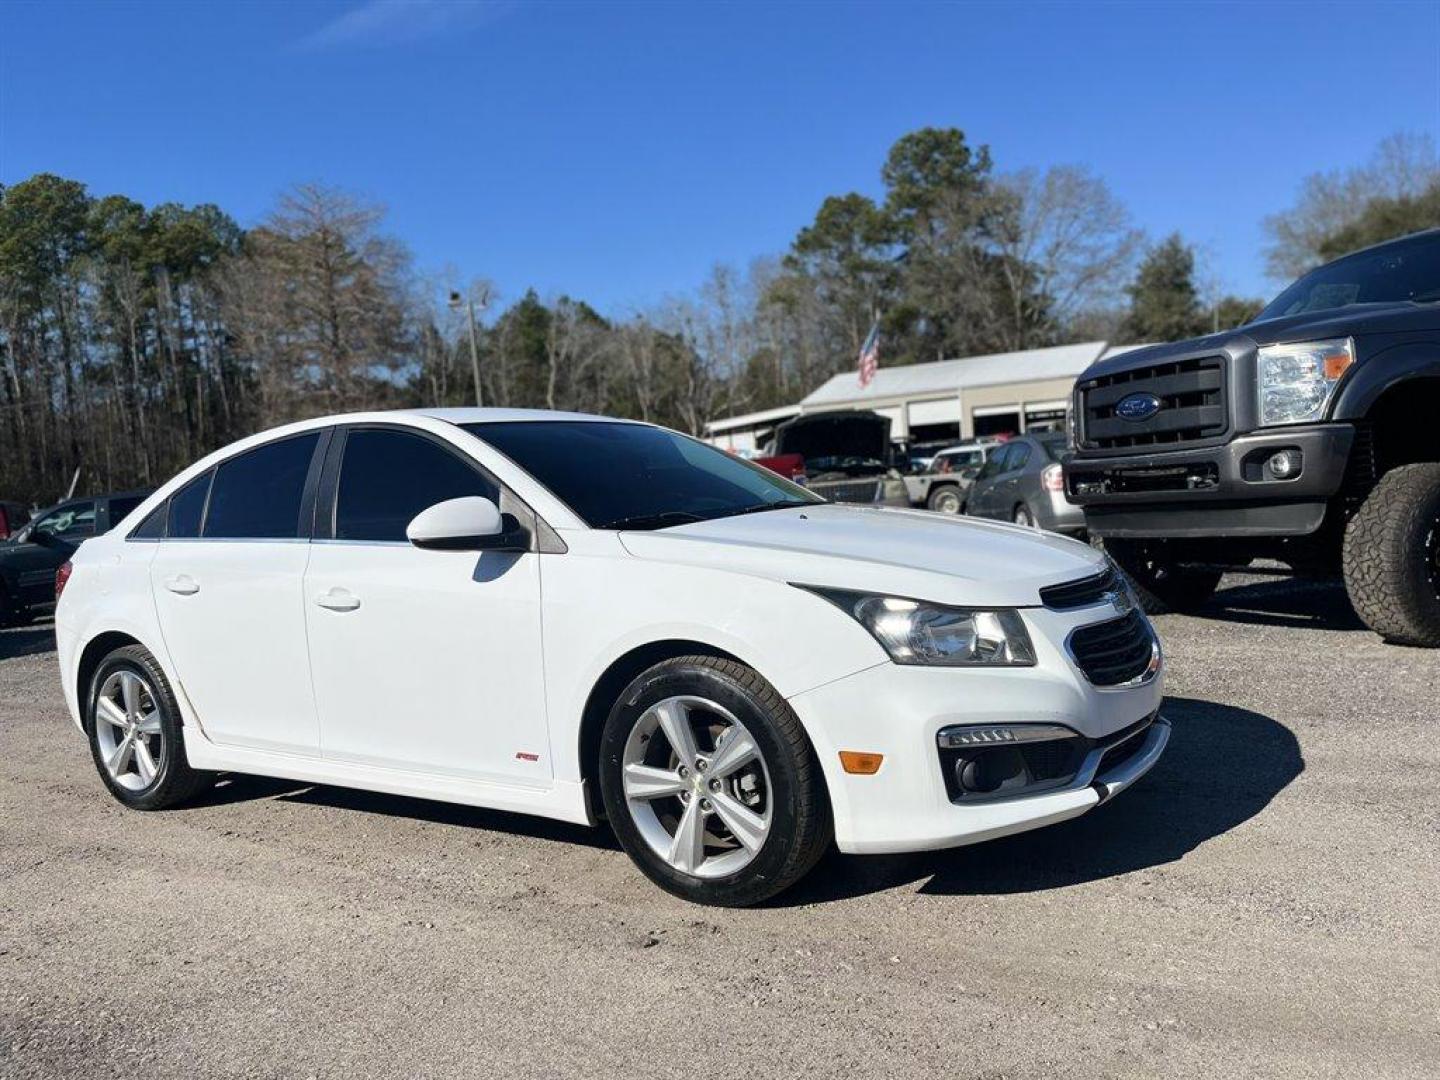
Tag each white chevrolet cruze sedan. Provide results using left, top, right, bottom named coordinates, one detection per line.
left=55, top=409, right=1168, bottom=906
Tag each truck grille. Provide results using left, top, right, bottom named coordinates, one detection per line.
left=1068, top=610, right=1156, bottom=686
left=810, top=479, right=882, bottom=504
left=1079, top=356, right=1227, bottom=449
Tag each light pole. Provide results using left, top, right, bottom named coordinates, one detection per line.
left=449, top=289, right=485, bottom=407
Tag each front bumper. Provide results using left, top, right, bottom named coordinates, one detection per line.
left=788, top=603, right=1166, bottom=854
left=1063, top=423, right=1355, bottom=538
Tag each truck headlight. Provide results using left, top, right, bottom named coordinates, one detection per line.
left=798, top=587, right=1036, bottom=667
left=1256, top=338, right=1354, bottom=426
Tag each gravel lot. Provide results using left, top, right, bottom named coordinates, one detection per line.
left=2, top=574, right=1437, bottom=1079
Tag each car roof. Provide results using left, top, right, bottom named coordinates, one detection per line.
left=405, top=407, right=640, bottom=425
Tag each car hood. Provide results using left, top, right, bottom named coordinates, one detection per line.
left=617, top=504, right=1105, bottom=608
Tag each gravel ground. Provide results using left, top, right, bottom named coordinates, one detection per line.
left=1, top=574, right=1437, bottom=1079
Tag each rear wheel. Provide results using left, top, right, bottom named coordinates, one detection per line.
left=1103, top=538, right=1222, bottom=614
left=598, top=655, right=830, bottom=906
left=87, top=645, right=212, bottom=810
left=1013, top=503, right=1034, bottom=527
left=1343, top=462, right=1440, bottom=646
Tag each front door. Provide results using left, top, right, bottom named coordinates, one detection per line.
left=303, top=426, right=551, bottom=787
left=149, top=432, right=323, bottom=755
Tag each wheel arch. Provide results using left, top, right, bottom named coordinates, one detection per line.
left=1355, top=372, right=1440, bottom=473
left=574, top=637, right=833, bottom=822
left=75, top=630, right=146, bottom=734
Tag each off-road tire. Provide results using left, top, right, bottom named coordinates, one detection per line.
left=1343, top=462, right=1440, bottom=647
left=1103, top=538, right=1223, bottom=615
left=599, top=655, right=831, bottom=907
left=87, top=644, right=213, bottom=809
left=927, top=484, right=963, bottom=514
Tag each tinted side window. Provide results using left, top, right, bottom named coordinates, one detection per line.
left=335, top=429, right=498, bottom=543
left=108, top=495, right=146, bottom=525
left=1007, top=444, right=1032, bottom=472
left=204, top=434, right=319, bottom=539
left=34, top=502, right=96, bottom=539
left=978, top=446, right=1010, bottom=480
left=168, top=471, right=213, bottom=539
left=130, top=502, right=167, bottom=540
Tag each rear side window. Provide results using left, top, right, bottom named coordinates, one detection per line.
left=1007, top=444, right=1032, bottom=472
left=168, top=472, right=213, bottom=539
left=334, top=428, right=498, bottom=543
left=130, top=502, right=168, bottom=540
left=204, top=434, right=320, bottom=539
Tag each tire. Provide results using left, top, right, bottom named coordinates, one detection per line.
left=1103, top=538, right=1222, bottom=615
left=927, top=485, right=962, bottom=514
left=86, top=644, right=212, bottom=810
left=1013, top=503, right=1034, bottom=527
left=1342, top=462, right=1440, bottom=646
left=598, top=655, right=831, bottom=907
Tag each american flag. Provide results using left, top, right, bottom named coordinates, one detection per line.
left=857, top=320, right=880, bottom=388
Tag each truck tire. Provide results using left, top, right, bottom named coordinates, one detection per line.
left=927, top=484, right=962, bottom=514
left=1342, top=462, right=1440, bottom=647
left=1102, top=538, right=1222, bottom=615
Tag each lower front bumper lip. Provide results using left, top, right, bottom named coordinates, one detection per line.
left=1093, top=715, right=1170, bottom=804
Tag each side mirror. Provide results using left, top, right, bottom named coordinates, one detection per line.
left=406, top=497, right=529, bottom=552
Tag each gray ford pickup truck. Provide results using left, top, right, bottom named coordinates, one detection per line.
left=1065, top=228, right=1440, bottom=646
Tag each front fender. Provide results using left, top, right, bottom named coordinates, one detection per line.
left=1332, top=340, right=1440, bottom=419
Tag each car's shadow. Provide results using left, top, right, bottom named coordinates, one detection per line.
left=0, top=623, right=56, bottom=660
left=1184, top=574, right=1363, bottom=633
left=774, top=695, right=1302, bottom=906
left=192, top=772, right=618, bottom=851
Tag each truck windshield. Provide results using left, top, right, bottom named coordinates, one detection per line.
left=464, top=420, right=822, bottom=530
left=1256, top=232, right=1440, bottom=322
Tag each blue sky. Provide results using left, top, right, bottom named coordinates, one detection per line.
left=3, top=0, right=1438, bottom=316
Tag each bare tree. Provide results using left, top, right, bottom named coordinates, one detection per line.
left=1263, top=132, right=1439, bottom=281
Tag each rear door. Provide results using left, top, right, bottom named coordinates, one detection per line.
left=992, top=441, right=1032, bottom=518
left=303, top=425, right=551, bottom=785
left=149, top=431, right=326, bottom=755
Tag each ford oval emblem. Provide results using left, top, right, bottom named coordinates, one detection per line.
left=1114, top=392, right=1162, bottom=422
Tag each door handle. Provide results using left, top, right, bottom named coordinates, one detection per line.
left=164, top=575, right=199, bottom=596
left=314, top=588, right=361, bottom=612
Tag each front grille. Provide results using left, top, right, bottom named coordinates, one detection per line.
left=1069, top=610, right=1155, bottom=686
left=810, top=479, right=882, bottom=504
left=1079, top=356, right=1227, bottom=449
left=1040, top=566, right=1119, bottom=610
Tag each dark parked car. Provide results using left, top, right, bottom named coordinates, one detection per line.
left=1065, top=228, right=1440, bottom=645
left=0, top=490, right=149, bottom=625
left=964, top=434, right=1084, bottom=534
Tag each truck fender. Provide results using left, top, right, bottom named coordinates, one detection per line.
left=1331, top=341, right=1440, bottom=420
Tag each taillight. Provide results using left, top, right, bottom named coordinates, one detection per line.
left=55, top=561, right=73, bottom=601
left=1041, top=463, right=1064, bottom=492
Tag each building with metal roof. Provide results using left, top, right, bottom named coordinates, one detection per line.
left=705, top=341, right=1151, bottom=451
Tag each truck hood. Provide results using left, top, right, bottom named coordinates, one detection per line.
left=617, top=504, right=1105, bottom=608
left=1084, top=302, right=1440, bottom=380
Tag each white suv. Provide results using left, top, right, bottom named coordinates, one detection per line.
left=55, top=408, right=1168, bottom=906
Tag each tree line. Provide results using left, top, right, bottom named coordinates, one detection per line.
left=2, top=129, right=1436, bottom=506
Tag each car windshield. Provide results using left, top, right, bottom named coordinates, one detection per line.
left=464, top=420, right=823, bottom=529
left=1256, top=232, right=1440, bottom=322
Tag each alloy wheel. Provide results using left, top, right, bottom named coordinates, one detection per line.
left=94, top=669, right=166, bottom=792
left=620, top=695, right=773, bottom=879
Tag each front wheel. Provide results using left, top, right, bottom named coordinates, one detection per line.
left=1343, top=462, right=1440, bottom=646
left=87, top=644, right=213, bottom=810
left=1103, top=538, right=1222, bottom=615
left=598, top=655, right=831, bottom=906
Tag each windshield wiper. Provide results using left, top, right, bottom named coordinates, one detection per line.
left=601, top=511, right=706, bottom=531
left=710, top=499, right=815, bottom=520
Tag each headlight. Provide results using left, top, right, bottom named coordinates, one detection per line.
left=800, top=587, right=1036, bottom=667
left=1256, top=338, right=1354, bottom=426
